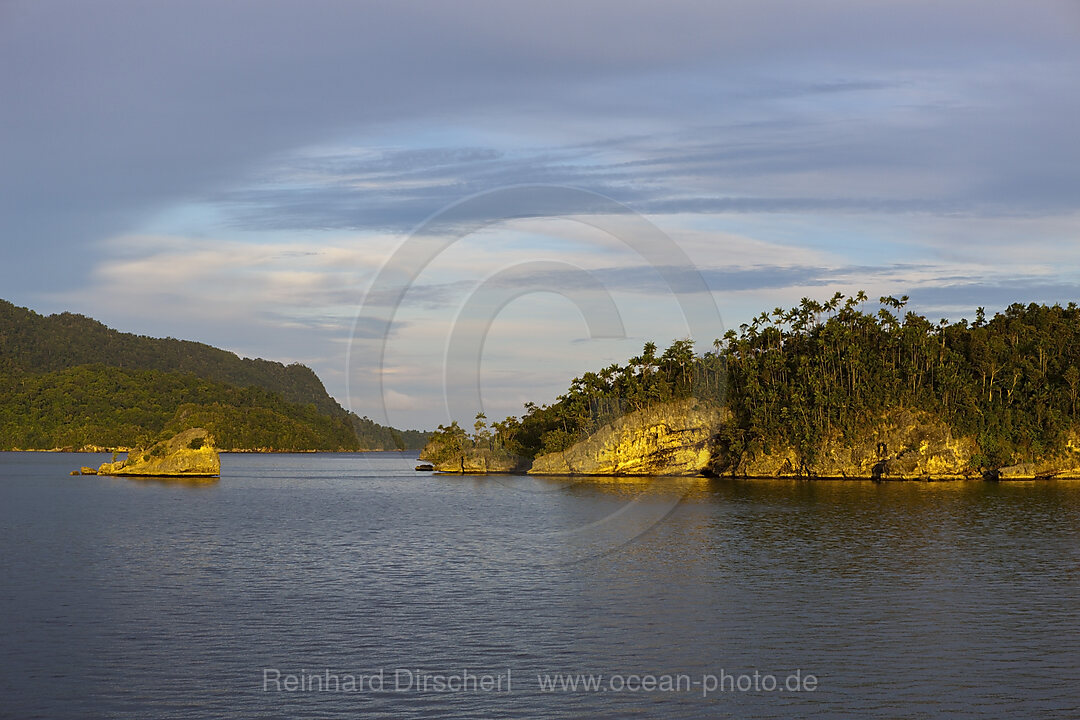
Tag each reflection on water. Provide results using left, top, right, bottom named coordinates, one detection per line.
left=111, top=475, right=221, bottom=488
left=1, top=453, right=1078, bottom=719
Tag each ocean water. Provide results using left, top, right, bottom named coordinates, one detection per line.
left=1, top=452, right=1078, bottom=719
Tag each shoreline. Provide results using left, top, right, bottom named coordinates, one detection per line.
left=7, top=450, right=1074, bottom=480
left=2, top=448, right=424, bottom=455
left=432, top=469, right=1079, bottom=482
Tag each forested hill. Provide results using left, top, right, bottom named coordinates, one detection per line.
left=0, top=299, right=429, bottom=451
left=0, top=299, right=340, bottom=415
left=428, top=294, right=1080, bottom=474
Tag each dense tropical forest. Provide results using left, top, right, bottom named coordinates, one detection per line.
left=434, top=338, right=726, bottom=461
left=715, top=293, right=1080, bottom=470
left=432, top=294, right=1080, bottom=471
left=0, top=299, right=338, bottom=413
left=0, top=299, right=429, bottom=451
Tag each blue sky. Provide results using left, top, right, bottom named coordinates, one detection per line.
left=2, top=0, right=1079, bottom=429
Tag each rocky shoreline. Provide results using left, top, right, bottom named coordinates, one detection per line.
left=419, top=401, right=1080, bottom=481
left=76, top=428, right=220, bottom=478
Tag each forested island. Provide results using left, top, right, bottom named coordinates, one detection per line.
left=9, top=293, right=1080, bottom=477
left=0, top=299, right=429, bottom=452
left=422, top=294, right=1080, bottom=479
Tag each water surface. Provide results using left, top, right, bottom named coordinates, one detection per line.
left=1, top=452, right=1078, bottom=718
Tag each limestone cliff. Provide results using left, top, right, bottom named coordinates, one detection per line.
left=434, top=448, right=529, bottom=473
left=995, top=431, right=1080, bottom=479
left=529, top=398, right=725, bottom=476
left=422, top=401, right=1080, bottom=480
left=708, top=408, right=980, bottom=480
left=94, top=428, right=220, bottom=477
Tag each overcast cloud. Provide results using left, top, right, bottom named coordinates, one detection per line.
left=2, top=0, right=1078, bottom=428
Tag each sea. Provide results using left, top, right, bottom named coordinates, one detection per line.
left=1, top=452, right=1078, bottom=719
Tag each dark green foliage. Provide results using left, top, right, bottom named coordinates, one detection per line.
left=351, top=414, right=431, bottom=451
left=0, top=364, right=361, bottom=451
left=0, top=299, right=342, bottom=415
left=421, top=415, right=523, bottom=469
left=188, top=437, right=204, bottom=450
left=427, top=338, right=727, bottom=460
left=0, top=299, right=430, bottom=451
left=716, top=292, right=1080, bottom=470
left=427, top=293, right=1080, bottom=471
left=421, top=420, right=472, bottom=466
left=163, top=401, right=361, bottom=451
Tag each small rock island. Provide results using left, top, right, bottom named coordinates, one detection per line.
left=89, top=428, right=221, bottom=478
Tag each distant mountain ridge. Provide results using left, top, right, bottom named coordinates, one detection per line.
left=0, top=299, right=428, bottom=451
left=0, top=299, right=341, bottom=415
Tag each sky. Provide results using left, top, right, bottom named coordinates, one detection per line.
left=2, top=0, right=1079, bottom=430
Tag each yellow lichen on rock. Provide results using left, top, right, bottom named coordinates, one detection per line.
left=95, top=428, right=220, bottom=477
left=453, top=448, right=528, bottom=473
left=996, top=430, right=1080, bottom=479
left=529, top=398, right=725, bottom=476
left=711, top=408, right=979, bottom=480
left=422, top=400, right=1080, bottom=480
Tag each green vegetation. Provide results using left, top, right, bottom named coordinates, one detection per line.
left=422, top=414, right=518, bottom=467
left=0, top=299, right=429, bottom=451
left=716, top=293, right=1080, bottom=470
left=418, top=412, right=530, bottom=472
left=431, top=339, right=726, bottom=460
left=429, top=294, right=1080, bottom=472
left=0, top=364, right=360, bottom=450
left=0, top=299, right=339, bottom=413
left=352, top=415, right=431, bottom=453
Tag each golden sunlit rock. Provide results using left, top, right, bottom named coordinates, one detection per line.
left=94, top=428, right=220, bottom=478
